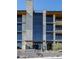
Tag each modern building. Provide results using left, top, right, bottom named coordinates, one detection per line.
left=17, top=0, right=62, bottom=50
left=17, top=10, right=62, bottom=50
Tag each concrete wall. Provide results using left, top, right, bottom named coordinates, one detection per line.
left=52, top=14, right=56, bottom=50
left=43, top=10, right=46, bottom=41
left=43, top=10, right=47, bottom=49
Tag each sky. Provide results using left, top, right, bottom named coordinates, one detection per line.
left=17, top=0, right=62, bottom=11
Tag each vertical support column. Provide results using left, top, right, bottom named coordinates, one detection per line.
left=53, top=14, right=56, bottom=50
left=22, top=15, right=26, bottom=50
left=43, top=10, right=47, bottom=50
left=26, top=0, right=33, bottom=48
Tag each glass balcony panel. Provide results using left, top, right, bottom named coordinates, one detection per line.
left=55, top=16, right=62, bottom=21
left=46, top=24, right=53, bottom=31
left=46, top=15, right=53, bottom=22
left=56, top=33, right=62, bottom=40
left=46, top=32, right=53, bottom=41
left=56, top=25, right=62, bottom=30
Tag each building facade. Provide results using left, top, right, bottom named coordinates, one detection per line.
left=17, top=10, right=62, bottom=50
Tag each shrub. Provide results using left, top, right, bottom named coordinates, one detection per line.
left=54, top=42, right=62, bottom=51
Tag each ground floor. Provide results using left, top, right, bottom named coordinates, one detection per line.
left=19, top=41, right=62, bottom=50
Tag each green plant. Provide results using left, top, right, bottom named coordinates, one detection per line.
left=54, top=43, right=62, bottom=51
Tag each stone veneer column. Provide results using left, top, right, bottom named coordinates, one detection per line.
left=26, top=0, right=33, bottom=49
left=22, top=15, right=26, bottom=50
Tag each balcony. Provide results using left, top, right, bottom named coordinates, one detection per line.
left=55, top=38, right=62, bottom=41
left=55, top=30, right=62, bottom=33
left=46, top=30, right=62, bottom=33
left=46, top=22, right=53, bottom=24
left=17, top=39, right=22, bottom=42
left=55, top=21, right=62, bottom=25
left=46, top=31, right=53, bottom=33
left=55, top=33, right=62, bottom=41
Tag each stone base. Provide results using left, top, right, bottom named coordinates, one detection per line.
left=26, top=41, right=33, bottom=49
left=43, top=41, right=47, bottom=50
left=22, top=41, right=33, bottom=50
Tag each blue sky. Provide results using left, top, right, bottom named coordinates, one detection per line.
left=17, top=0, right=62, bottom=11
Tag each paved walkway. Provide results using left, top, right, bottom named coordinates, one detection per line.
left=17, top=49, right=62, bottom=58
left=18, top=57, right=62, bottom=59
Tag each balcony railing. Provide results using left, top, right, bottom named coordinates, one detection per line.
left=55, top=30, right=62, bottom=33
left=55, top=21, right=62, bottom=25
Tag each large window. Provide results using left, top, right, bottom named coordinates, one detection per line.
left=56, top=33, right=62, bottom=40
left=46, top=15, right=53, bottom=22
left=17, top=15, right=22, bottom=22
left=17, top=32, right=22, bottom=41
left=17, top=24, right=22, bottom=31
left=55, top=16, right=62, bottom=21
left=46, top=24, right=53, bottom=31
left=33, top=13, right=43, bottom=42
left=55, top=25, right=62, bottom=30
left=46, top=32, right=53, bottom=41
left=17, top=15, right=22, bottom=49
left=17, top=15, right=22, bottom=40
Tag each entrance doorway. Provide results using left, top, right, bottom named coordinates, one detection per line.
left=33, top=42, right=42, bottom=50
left=47, top=42, right=52, bottom=50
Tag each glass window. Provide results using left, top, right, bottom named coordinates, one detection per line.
left=17, top=15, right=22, bottom=22
left=56, top=25, right=62, bottom=30
left=17, top=24, right=22, bottom=31
left=46, top=32, right=53, bottom=41
left=17, top=32, right=22, bottom=41
left=46, top=15, right=53, bottom=22
left=33, top=13, right=43, bottom=42
left=56, top=33, right=62, bottom=40
left=17, top=41, right=22, bottom=49
left=46, top=24, right=53, bottom=31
